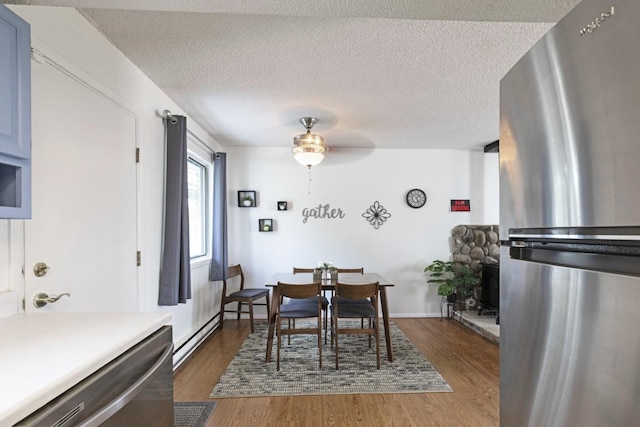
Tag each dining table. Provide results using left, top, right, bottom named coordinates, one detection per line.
left=264, top=272, right=395, bottom=363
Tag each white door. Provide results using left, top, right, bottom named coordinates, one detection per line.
left=24, top=57, right=139, bottom=312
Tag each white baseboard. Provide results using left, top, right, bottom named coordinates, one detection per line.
left=172, top=318, right=219, bottom=370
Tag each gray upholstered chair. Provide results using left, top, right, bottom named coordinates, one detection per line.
left=291, top=267, right=329, bottom=343
left=220, top=264, right=270, bottom=333
left=331, top=281, right=380, bottom=369
left=276, top=282, right=323, bottom=371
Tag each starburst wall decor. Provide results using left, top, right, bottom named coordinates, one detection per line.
left=362, top=201, right=391, bottom=229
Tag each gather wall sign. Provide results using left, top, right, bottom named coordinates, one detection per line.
left=302, top=204, right=346, bottom=223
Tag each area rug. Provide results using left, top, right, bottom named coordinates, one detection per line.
left=210, top=321, right=452, bottom=398
left=174, top=401, right=216, bottom=427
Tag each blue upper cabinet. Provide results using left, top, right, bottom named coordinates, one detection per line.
left=0, top=4, right=31, bottom=218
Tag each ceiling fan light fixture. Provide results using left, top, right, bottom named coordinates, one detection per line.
left=292, top=117, right=328, bottom=168
left=293, top=150, right=325, bottom=167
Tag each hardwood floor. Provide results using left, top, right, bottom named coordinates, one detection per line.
left=173, top=318, right=499, bottom=426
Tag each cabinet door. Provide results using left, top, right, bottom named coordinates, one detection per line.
left=0, top=4, right=31, bottom=218
left=0, top=5, right=30, bottom=159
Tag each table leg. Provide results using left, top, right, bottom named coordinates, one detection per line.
left=379, top=287, right=394, bottom=362
left=265, top=287, right=279, bottom=362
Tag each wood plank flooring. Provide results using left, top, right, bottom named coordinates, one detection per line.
left=173, top=318, right=499, bottom=426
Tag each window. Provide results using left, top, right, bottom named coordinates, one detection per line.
left=187, top=156, right=208, bottom=258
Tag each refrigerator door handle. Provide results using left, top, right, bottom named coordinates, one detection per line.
left=510, top=246, right=640, bottom=277
left=509, top=226, right=640, bottom=243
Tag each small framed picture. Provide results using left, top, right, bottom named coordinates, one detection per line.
left=277, top=201, right=288, bottom=211
left=259, top=218, right=273, bottom=232
left=450, top=199, right=471, bottom=212
left=238, top=191, right=256, bottom=207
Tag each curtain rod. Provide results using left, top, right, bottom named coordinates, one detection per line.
left=163, top=109, right=220, bottom=159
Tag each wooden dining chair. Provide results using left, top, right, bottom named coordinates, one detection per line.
left=276, top=282, right=323, bottom=371
left=337, top=268, right=364, bottom=273
left=292, top=267, right=315, bottom=273
left=220, top=264, right=270, bottom=333
left=334, top=268, right=368, bottom=304
left=291, top=267, right=329, bottom=343
left=331, top=281, right=380, bottom=369
left=332, top=268, right=371, bottom=328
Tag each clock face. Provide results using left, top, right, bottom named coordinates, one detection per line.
left=406, top=189, right=427, bottom=208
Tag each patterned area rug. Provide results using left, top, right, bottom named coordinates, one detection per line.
left=210, top=321, right=452, bottom=397
left=174, top=401, right=216, bottom=427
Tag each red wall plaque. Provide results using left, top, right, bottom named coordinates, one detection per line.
left=450, top=199, right=471, bottom=212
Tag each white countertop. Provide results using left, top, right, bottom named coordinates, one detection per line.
left=0, top=312, right=171, bottom=426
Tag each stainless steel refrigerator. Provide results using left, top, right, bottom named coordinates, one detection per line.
left=499, top=0, right=640, bottom=425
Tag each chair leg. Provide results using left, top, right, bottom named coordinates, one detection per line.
left=375, top=321, right=381, bottom=369
left=248, top=301, right=255, bottom=333
left=323, top=307, right=328, bottom=344
left=318, top=316, right=322, bottom=369
left=236, top=302, right=242, bottom=320
left=334, top=318, right=339, bottom=370
left=219, top=299, right=225, bottom=329
left=276, top=317, right=282, bottom=371
left=330, top=314, right=334, bottom=349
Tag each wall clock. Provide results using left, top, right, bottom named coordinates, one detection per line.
left=406, top=188, right=427, bottom=208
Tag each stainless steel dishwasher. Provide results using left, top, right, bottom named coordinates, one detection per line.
left=15, top=326, right=174, bottom=426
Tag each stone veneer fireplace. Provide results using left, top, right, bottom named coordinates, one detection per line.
left=449, top=224, right=500, bottom=273
left=449, top=224, right=501, bottom=329
left=449, top=225, right=500, bottom=316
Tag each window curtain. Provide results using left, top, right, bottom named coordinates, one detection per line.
left=159, top=115, right=191, bottom=305
left=209, top=152, right=228, bottom=281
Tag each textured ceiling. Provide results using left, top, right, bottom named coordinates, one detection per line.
left=7, top=0, right=580, bottom=150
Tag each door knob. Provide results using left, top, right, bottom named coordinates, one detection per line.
left=33, top=292, right=70, bottom=308
left=33, top=262, right=50, bottom=277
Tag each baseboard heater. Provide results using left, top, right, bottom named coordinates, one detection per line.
left=172, top=312, right=221, bottom=370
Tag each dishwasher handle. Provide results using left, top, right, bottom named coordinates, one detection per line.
left=77, top=341, right=173, bottom=427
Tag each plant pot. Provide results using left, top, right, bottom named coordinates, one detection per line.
left=454, top=301, right=466, bottom=311
left=242, top=199, right=252, bottom=207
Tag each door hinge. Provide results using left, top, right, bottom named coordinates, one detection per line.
left=136, top=251, right=141, bottom=266
left=22, top=298, right=25, bottom=311
left=135, top=148, right=140, bottom=163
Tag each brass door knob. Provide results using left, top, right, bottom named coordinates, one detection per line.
left=33, top=262, right=50, bottom=277
left=33, top=292, right=70, bottom=308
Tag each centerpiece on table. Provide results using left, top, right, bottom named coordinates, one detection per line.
left=315, top=261, right=338, bottom=282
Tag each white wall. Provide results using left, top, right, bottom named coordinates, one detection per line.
left=3, top=5, right=223, bottom=357
left=226, top=147, right=499, bottom=317
left=470, top=151, right=500, bottom=224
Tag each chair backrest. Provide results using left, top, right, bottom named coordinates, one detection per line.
left=278, top=282, right=321, bottom=300
left=337, top=268, right=364, bottom=273
left=292, top=267, right=315, bottom=273
left=223, top=264, right=245, bottom=295
left=335, top=281, right=378, bottom=300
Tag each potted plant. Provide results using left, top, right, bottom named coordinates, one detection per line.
left=317, top=261, right=337, bottom=281
left=242, top=196, right=253, bottom=207
left=424, top=260, right=480, bottom=306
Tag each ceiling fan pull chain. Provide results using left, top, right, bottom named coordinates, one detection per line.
left=308, top=166, right=312, bottom=194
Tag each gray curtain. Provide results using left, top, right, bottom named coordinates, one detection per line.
left=159, top=115, right=191, bottom=305
left=209, top=152, right=228, bottom=281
